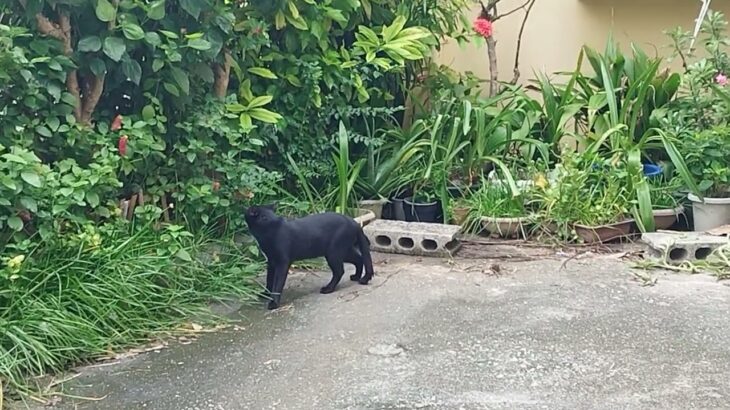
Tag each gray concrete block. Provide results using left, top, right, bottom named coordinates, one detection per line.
left=641, top=231, right=729, bottom=264
left=363, top=219, right=462, bottom=257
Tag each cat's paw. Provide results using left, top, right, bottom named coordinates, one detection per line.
left=267, top=300, right=279, bottom=310
left=358, top=277, right=371, bottom=285
left=349, top=274, right=361, bottom=281
left=319, top=286, right=336, bottom=294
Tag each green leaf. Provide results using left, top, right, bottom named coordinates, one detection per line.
left=247, top=95, right=273, bottom=109
left=86, top=192, right=100, bottom=207
left=325, top=8, right=348, bottom=27
left=0, top=198, right=10, bottom=206
left=191, top=63, right=214, bottom=83
left=21, top=171, right=42, bottom=188
left=103, top=37, right=126, bottom=62
left=169, top=67, right=190, bottom=95
left=145, top=32, right=162, bottom=47
left=142, top=104, right=155, bottom=120
left=275, top=11, right=286, bottom=29
left=180, top=0, right=204, bottom=19
left=248, top=108, right=282, bottom=124
left=89, top=58, right=107, bottom=76
left=187, top=38, right=211, bottom=50
left=7, top=216, right=23, bottom=232
left=46, top=117, right=60, bottom=132
left=36, top=125, right=52, bottom=138
left=159, top=30, right=179, bottom=39
left=122, top=23, right=145, bottom=41
left=201, top=214, right=209, bottom=224
left=2, top=154, right=27, bottom=164
left=1, top=178, right=17, bottom=190
left=383, top=15, right=407, bottom=42
left=78, top=36, right=102, bottom=52
left=287, top=14, right=309, bottom=31
left=152, top=59, right=164, bottom=72
left=175, top=248, right=193, bottom=262
left=239, top=113, right=253, bottom=130
left=247, top=67, right=277, bottom=79
left=121, top=58, right=142, bottom=85
left=95, top=0, right=117, bottom=22
left=225, top=103, right=246, bottom=113
left=148, top=0, right=166, bottom=20
left=59, top=187, right=73, bottom=197
left=20, top=197, right=37, bottom=212
left=163, top=82, right=179, bottom=96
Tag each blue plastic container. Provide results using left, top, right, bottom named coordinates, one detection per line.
left=643, top=163, right=663, bottom=178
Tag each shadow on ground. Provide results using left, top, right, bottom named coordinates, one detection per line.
left=24, top=249, right=730, bottom=410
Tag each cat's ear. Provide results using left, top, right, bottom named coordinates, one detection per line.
left=264, top=202, right=277, bottom=212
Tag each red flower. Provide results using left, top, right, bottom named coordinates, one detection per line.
left=118, top=135, right=128, bottom=156
left=111, top=114, right=123, bottom=131
left=473, top=18, right=493, bottom=38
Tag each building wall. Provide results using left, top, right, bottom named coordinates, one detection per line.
left=435, top=0, right=730, bottom=83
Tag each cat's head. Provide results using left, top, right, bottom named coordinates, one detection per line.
left=244, top=203, right=279, bottom=228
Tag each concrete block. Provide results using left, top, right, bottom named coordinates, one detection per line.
left=641, top=231, right=729, bottom=264
left=363, top=219, right=462, bottom=257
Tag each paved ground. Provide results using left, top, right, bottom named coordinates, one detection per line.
left=33, top=249, right=730, bottom=409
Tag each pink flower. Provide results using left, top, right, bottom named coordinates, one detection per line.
left=716, top=73, right=728, bottom=86
left=473, top=18, right=493, bottom=38
left=118, top=135, right=128, bottom=156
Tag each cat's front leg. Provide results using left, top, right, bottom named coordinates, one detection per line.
left=259, top=262, right=275, bottom=300
left=267, top=262, right=290, bottom=310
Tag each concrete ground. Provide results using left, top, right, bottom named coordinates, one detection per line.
left=34, top=246, right=730, bottom=410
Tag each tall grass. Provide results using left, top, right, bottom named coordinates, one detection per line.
left=0, top=220, right=262, bottom=400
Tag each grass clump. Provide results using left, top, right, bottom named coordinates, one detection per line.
left=0, top=214, right=263, bottom=401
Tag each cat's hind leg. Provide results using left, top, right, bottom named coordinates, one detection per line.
left=346, top=247, right=364, bottom=282
left=321, top=251, right=346, bottom=294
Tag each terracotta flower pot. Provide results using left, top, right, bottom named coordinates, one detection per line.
left=573, top=219, right=634, bottom=244
left=451, top=206, right=470, bottom=225
left=481, top=216, right=531, bottom=238
left=652, top=206, right=685, bottom=230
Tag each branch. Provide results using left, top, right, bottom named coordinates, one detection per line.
left=493, top=0, right=532, bottom=21
left=510, top=0, right=537, bottom=84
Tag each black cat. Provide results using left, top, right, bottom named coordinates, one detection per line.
left=244, top=204, right=374, bottom=310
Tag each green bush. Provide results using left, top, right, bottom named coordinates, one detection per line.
left=0, top=217, right=263, bottom=394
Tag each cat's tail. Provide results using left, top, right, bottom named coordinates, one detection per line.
left=356, top=228, right=375, bottom=284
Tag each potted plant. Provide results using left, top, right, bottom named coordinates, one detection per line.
left=355, top=124, right=428, bottom=219
left=404, top=184, right=443, bottom=223
left=534, top=152, right=633, bottom=243
left=683, top=126, right=730, bottom=231
left=463, top=179, right=532, bottom=238
left=648, top=178, right=685, bottom=230
left=449, top=196, right=471, bottom=226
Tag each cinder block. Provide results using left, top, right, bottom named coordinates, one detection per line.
left=641, top=232, right=729, bottom=264
left=363, top=219, right=462, bottom=257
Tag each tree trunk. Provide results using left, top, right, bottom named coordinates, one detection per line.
left=486, top=36, right=499, bottom=97
left=213, top=51, right=233, bottom=100
left=35, top=12, right=106, bottom=126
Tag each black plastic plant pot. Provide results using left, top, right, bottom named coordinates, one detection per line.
left=403, top=197, right=443, bottom=223
left=388, top=197, right=406, bottom=220
left=387, top=187, right=413, bottom=220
